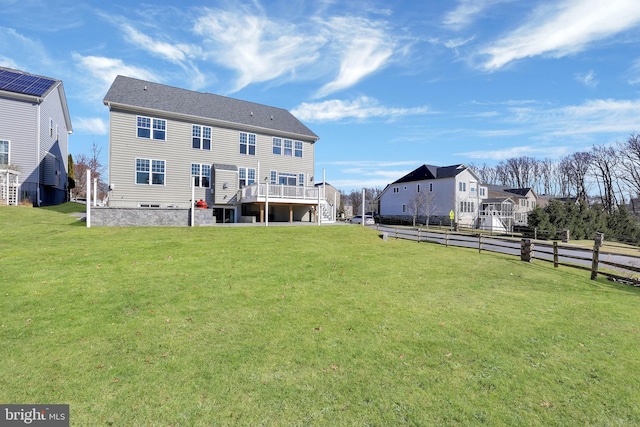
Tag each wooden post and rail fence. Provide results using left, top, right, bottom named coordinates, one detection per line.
left=375, top=225, right=640, bottom=287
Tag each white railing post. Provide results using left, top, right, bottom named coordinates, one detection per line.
left=86, top=169, right=91, bottom=228
left=265, top=181, right=269, bottom=227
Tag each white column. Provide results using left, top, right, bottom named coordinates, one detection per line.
left=190, top=182, right=195, bottom=227
left=265, top=181, right=269, bottom=227
left=86, top=169, right=91, bottom=228
left=362, top=188, right=365, bottom=226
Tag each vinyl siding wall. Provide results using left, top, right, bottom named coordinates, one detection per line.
left=0, top=88, right=69, bottom=205
left=379, top=170, right=486, bottom=227
left=38, top=86, right=69, bottom=204
left=108, top=108, right=315, bottom=208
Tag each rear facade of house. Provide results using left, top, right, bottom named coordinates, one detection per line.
left=103, top=76, right=325, bottom=223
left=0, top=67, right=72, bottom=206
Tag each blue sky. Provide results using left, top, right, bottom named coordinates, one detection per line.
left=2, top=0, right=640, bottom=191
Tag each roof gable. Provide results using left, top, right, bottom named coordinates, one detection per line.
left=103, top=75, right=318, bottom=140
left=392, top=164, right=468, bottom=184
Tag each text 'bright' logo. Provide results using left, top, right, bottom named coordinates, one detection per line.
left=1, top=405, right=68, bottom=426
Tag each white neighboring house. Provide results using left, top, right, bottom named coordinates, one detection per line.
left=378, top=164, right=487, bottom=227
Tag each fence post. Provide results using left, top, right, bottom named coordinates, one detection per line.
left=591, top=232, right=604, bottom=280
left=520, top=238, right=533, bottom=262
left=417, top=228, right=421, bottom=243
left=553, top=241, right=559, bottom=268
left=478, top=234, right=482, bottom=253
left=590, top=244, right=600, bottom=280
left=534, top=227, right=537, bottom=240
left=445, top=231, right=449, bottom=247
left=395, top=227, right=398, bottom=239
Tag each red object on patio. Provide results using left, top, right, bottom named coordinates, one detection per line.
left=195, top=199, right=208, bottom=209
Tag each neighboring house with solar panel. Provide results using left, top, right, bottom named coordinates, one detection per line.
left=103, top=76, right=326, bottom=223
left=0, top=67, right=72, bottom=206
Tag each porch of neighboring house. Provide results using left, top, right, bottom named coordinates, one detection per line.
left=0, top=169, right=20, bottom=206
left=240, top=183, right=336, bottom=223
left=479, top=198, right=515, bottom=232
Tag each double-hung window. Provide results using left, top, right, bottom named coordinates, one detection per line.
left=0, top=140, right=9, bottom=165
left=238, top=167, right=256, bottom=188
left=272, top=138, right=282, bottom=155
left=283, top=139, right=293, bottom=156
left=192, top=125, right=212, bottom=150
left=459, top=182, right=466, bottom=192
left=295, top=141, right=303, bottom=158
left=240, top=132, right=256, bottom=155
left=136, top=158, right=165, bottom=185
left=191, top=163, right=211, bottom=187
left=137, top=116, right=166, bottom=140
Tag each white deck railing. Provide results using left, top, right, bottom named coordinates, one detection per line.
left=241, top=183, right=323, bottom=201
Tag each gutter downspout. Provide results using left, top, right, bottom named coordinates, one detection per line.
left=36, top=103, right=41, bottom=206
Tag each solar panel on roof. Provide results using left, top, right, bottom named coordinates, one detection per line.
left=0, top=70, right=56, bottom=97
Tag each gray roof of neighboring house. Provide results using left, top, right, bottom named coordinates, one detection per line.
left=392, top=164, right=468, bottom=184
left=103, top=75, right=318, bottom=140
left=488, top=185, right=534, bottom=197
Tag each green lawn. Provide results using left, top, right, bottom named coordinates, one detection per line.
left=1, top=204, right=639, bottom=426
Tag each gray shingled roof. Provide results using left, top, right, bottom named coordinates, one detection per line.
left=103, top=75, right=318, bottom=140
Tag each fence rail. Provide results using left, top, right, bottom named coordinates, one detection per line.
left=376, top=225, right=640, bottom=286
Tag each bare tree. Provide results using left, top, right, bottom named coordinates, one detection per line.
left=72, top=142, right=105, bottom=199
left=618, top=133, right=640, bottom=212
left=558, top=152, right=592, bottom=202
left=590, top=144, right=619, bottom=213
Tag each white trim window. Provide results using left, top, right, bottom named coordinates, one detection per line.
left=191, top=163, right=211, bottom=187
left=137, top=116, right=166, bottom=140
left=238, top=167, right=256, bottom=188
left=270, top=170, right=277, bottom=184
left=429, top=183, right=433, bottom=192
left=136, top=158, right=165, bottom=185
left=272, top=138, right=282, bottom=155
left=298, top=173, right=304, bottom=186
left=283, top=139, right=293, bottom=156
left=479, top=187, right=485, bottom=197
left=49, top=118, right=54, bottom=137
left=460, top=201, right=475, bottom=213
left=0, top=140, right=9, bottom=165
left=459, top=182, right=467, bottom=192
left=240, top=132, right=256, bottom=155
left=295, top=141, right=303, bottom=158
left=393, top=187, right=399, bottom=193
left=192, top=125, right=212, bottom=150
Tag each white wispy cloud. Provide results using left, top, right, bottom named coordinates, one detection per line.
left=193, top=7, right=323, bottom=93
left=575, top=70, right=598, bottom=88
left=314, top=16, right=396, bottom=98
left=443, top=0, right=508, bottom=30
left=627, top=58, right=640, bottom=85
left=119, top=23, right=201, bottom=65
left=291, top=97, right=429, bottom=122
left=71, top=53, right=161, bottom=99
left=459, top=145, right=570, bottom=160
left=479, top=0, right=640, bottom=71
left=73, top=117, right=108, bottom=135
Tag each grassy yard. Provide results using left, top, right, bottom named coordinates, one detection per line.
left=1, top=204, right=639, bottom=426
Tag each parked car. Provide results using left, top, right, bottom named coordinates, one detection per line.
left=349, top=215, right=375, bottom=225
